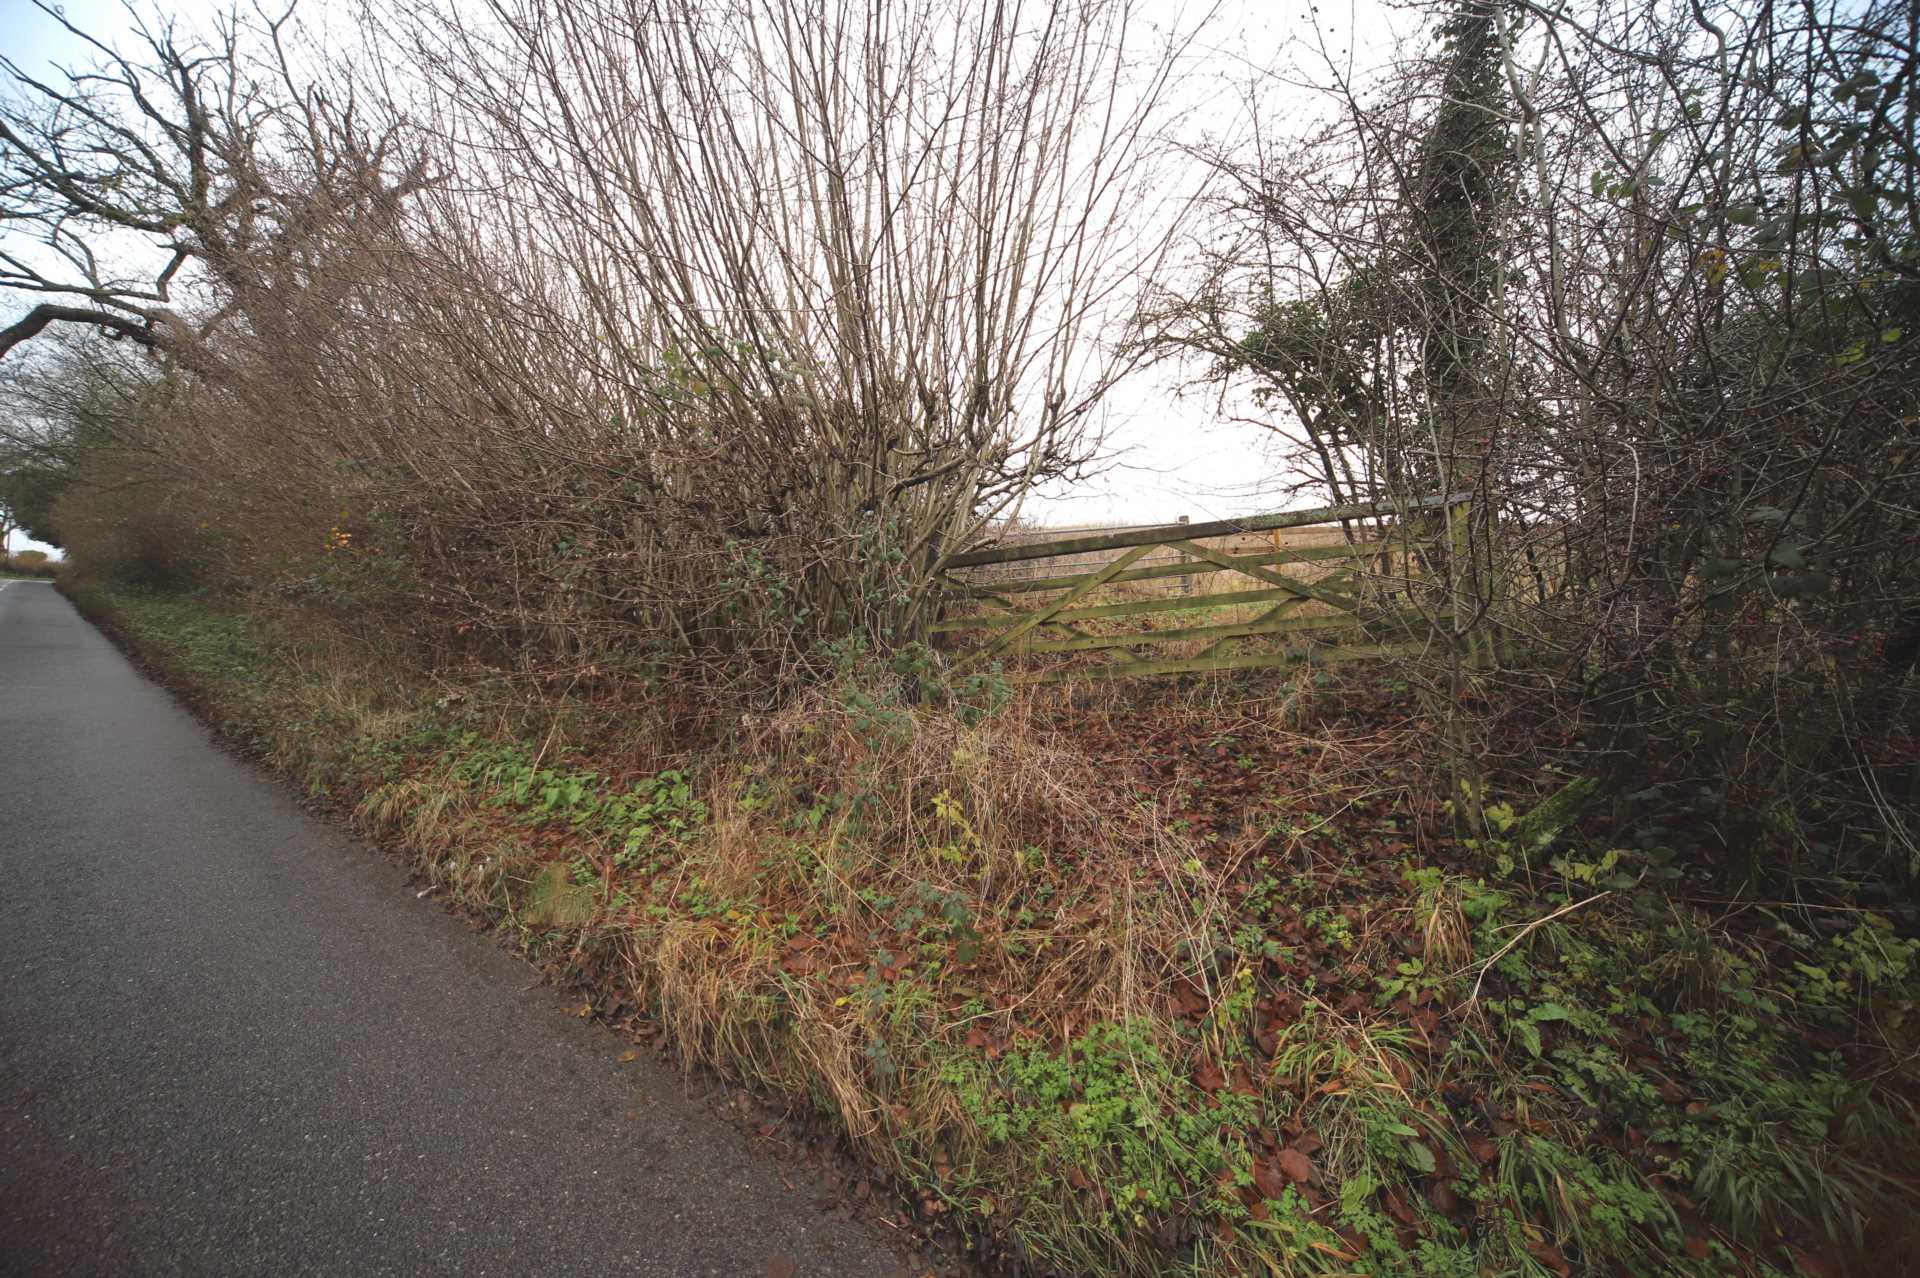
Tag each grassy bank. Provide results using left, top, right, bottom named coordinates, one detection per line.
left=64, top=577, right=1920, bottom=1278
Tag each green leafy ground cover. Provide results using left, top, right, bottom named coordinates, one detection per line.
left=69, top=580, right=1920, bottom=1278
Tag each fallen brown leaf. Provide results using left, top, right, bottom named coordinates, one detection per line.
left=1275, top=1146, right=1313, bottom=1184
left=1525, top=1239, right=1570, bottom=1277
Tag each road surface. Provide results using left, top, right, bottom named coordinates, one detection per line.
left=0, top=580, right=907, bottom=1276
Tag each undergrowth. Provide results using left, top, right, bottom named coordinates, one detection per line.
left=66, top=577, right=1920, bottom=1278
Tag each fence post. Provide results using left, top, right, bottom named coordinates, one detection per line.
left=1176, top=515, right=1192, bottom=596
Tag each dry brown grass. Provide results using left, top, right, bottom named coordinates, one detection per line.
left=86, top=574, right=1920, bottom=1278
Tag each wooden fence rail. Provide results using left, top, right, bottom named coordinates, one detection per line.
left=934, top=492, right=1478, bottom=683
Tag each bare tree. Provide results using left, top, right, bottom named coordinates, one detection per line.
left=1146, top=0, right=1920, bottom=868
left=312, top=0, right=1206, bottom=685
left=0, top=1, right=431, bottom=361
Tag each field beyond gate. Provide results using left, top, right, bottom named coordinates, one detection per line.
left=934, top=492, right=1476, bottom=682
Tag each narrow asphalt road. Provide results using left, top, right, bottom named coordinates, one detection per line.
left=0, top=580, right=908, bottom=1277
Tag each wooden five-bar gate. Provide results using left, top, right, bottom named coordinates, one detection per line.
left=933, top=492, right=1479, bottom=683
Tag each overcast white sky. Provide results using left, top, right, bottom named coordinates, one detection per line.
left=0, top=0, right=1407, bottom=556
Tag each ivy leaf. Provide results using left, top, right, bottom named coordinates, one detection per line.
left=1772, top=572, right=1832, bottom=597
left=1768, top=542, right=1809, bottom=571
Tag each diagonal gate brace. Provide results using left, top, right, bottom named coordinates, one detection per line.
left=974, top=544, right=1154, bottom=662
left=1165, top=539, right=1356, bottom=610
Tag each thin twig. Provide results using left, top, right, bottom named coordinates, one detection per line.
left=1457, top=890, right=1612, bottom=1007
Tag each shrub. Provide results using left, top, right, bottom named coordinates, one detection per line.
left=3, top=549, right=57, bottom=578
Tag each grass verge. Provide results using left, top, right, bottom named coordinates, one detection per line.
left=62, top=577, right=1920, bottom=1278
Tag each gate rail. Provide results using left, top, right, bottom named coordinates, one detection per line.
left=934, top=492, right=1477, bottom=683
